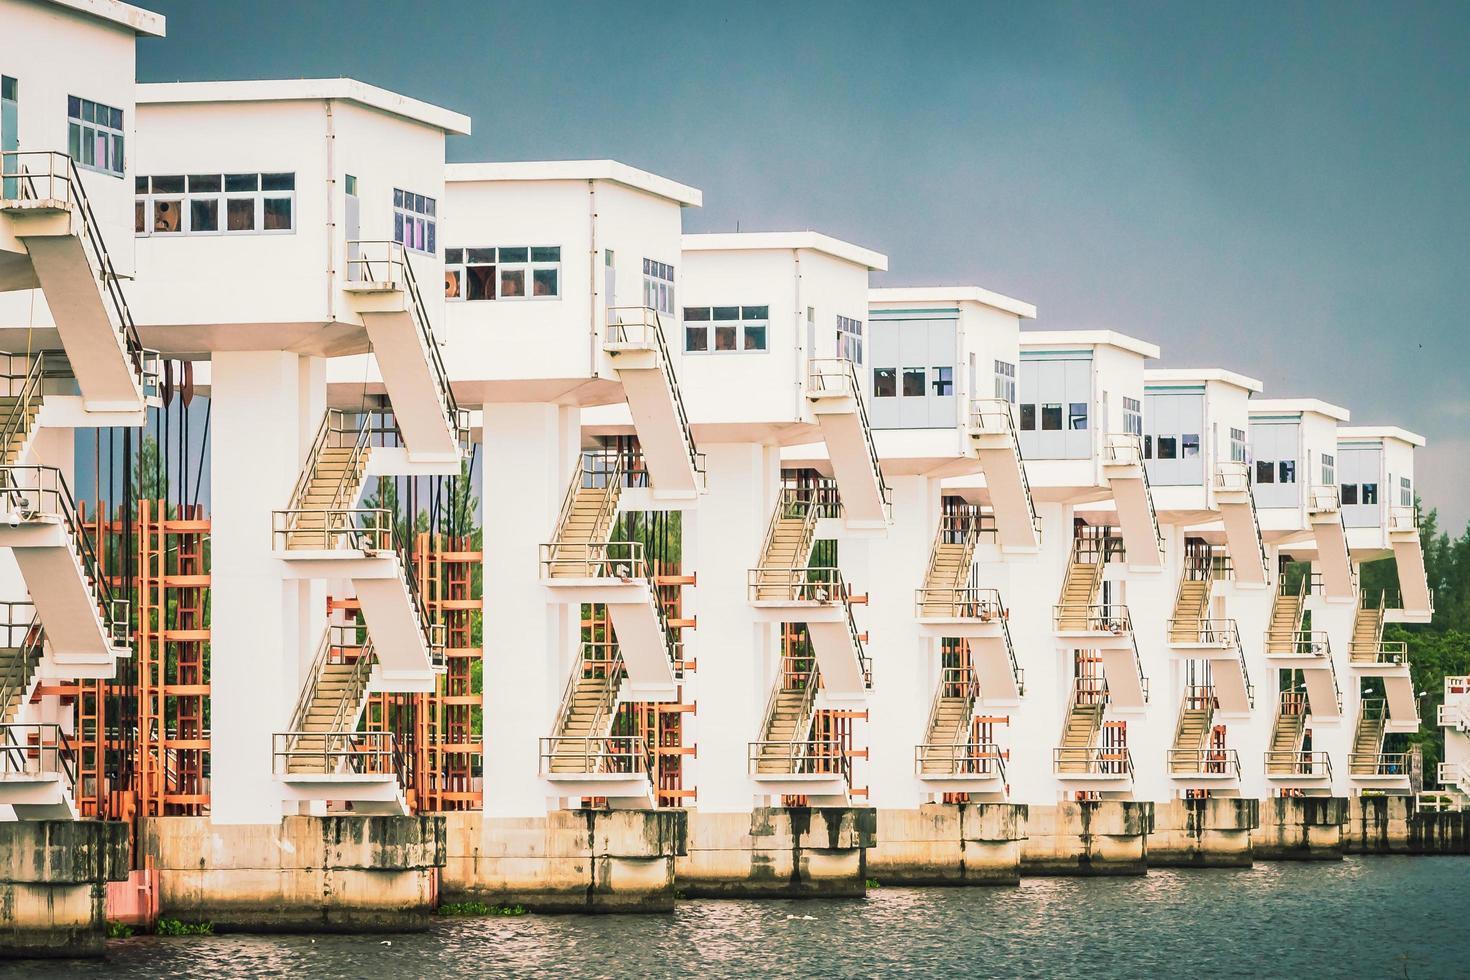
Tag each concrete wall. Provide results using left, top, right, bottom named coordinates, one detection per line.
left=1021, top=801, right=1153, bottom=876
left=140, top=815, right=443, bottom=932
left=0, top=820, right=129, bottom=959
left=866, top=804, right=1026, bottom=885
left=1343, top=796, right=1470, bottom=855
left=1253, top=796, right=1346, bottom=860
left=441, top=810, right=686, bottom=913
left=1149, top=797, right=1258, bottom=867
left=677, top=807, right=876, bottom=898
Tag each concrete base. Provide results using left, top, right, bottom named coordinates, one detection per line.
left=865, top=804, right=1026, bottom=885
left=0, top=821, right=129, bottom=960
left=1253, top=797, right=1347, bottom=860
left=1021, top=801, right=1154, bottom=876
left=441, top=809, right=687, bottom=913
left=1344, top=796, right=1470, bottom=855
left=140, top=815, right=444, bottom=932
left=1149, top=798, right=1258, bottom=868
left=677, top=807, right=877, bottom=898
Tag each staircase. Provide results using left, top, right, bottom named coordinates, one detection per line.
left=806, top=358, right=890, bottom=527
left=1101, top=434, right=1165, bottom=568
left=915, top=512, right=978, bottom=616
left=279, top=628, right=374, bottom=775
left=1350, top=698, right=1388, bottom=775
left=0, top=610, right=44, bottom=725
left=544, top=455, right=623, bottom=578
left=1350, top=594, right=1386, bottom=664
left=1168, top=576, right=1212, bottom=643
left=1266, top=697, right=1307, bottom=774
left=967, top=399, right=1041, bottom=551
left=278, top=411, right=374, bottom=552
left=545, top=651, right=624, bottom=774
left=0, top=354, right=46, bottom=467
left=917, top=668, right=976, bottom=775
left=752, top=663, right=819, bottom=776
left=1055, top=683, right=1105, bottom=774
left=1170, top=694, right=1213, bottom=772
left=1265, top=577, right=1308, bottom=653
left=750, top=487, right=821, bottom=600
left=604, top=307, right=704, bottom=498
left=1055, top=549, right=1104, bottom=632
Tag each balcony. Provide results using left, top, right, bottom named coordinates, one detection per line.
left=342, top=241, right=467, bottom=466
left=915, top=741, right=1007, bottom=798
left=540, top=735, right=655, bottom=806
left=965, top=399, right=1040, bottom=552
left=1438, top=701, right=1470, bottom=734
left=1167, top=748, right=1243, bottom=783
left=1307, top=485, right=1356, bottom=601
left=1348, top=752, right=1411, bottom=785
left=1100, top=434, right=1164, bottom=569
left=273, top=730, right=410, bottom=816
left=604, top=307, right=704, bottom=499
left=1263, top=750, right=1333, bottom=781
left=1052, top=746, right=1134, bottom=785
left=0, top=151, right=152, bottom=415
left=806, top=358, right=890, bottom=529
left=0, top=723, right=79, bottom=819
left=1212, top=461, right=1269, bottom=586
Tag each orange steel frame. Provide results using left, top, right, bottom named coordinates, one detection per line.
left=780, top=622, right=868, bottom=807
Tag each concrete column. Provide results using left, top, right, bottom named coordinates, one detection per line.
left=480, top=402, right=579, bottom=819
left=1118, top=521, right=1177, bottom=804
left=209, top=351, right=321, bottom=825
left=684, top=442, right=779, bottom=813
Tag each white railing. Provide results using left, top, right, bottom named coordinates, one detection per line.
left=540, top=735, right=651, bottom=780
left=1308, top=484, right=1342, bottom=514
left=1264, top=750, right=1333, bottom=778
left=915, top=741, right=1006, bottom=781
left=1167, top=748, right=1241, bottom=779
left=1052, top=746, right=1134, bottom=779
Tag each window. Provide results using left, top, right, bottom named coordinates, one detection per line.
left=1144, top=435, right=1153, bottom=459
left=135, top=172, right=294, bottom=236
left=993, top=360, right=1016, bottom=402
left=1256, top=460, right=1275, bottom=484
left=1279, top=460, right=1296, bottom=484
left=1123, top=396, right=1142, bottom=437
left=1158, top=436, right=1178, bottom=460
left=873, top=368, right=896, bottom=398
left=1068, top=402, right=1088, bottom=430
left=1230, top=427, right=1247, bottom=463
left=1341, top=484, right=1358, bottom=505
left=68, top=96, right=123, bottom=177
left=445, top=246, right=560, bottom=301
left=1181, top=433, right=1200, bottom=457
left=1041, top=403, right=1062, bottom=431
left=902, top=367, right=926, bottom=397
left=393, top=188, right=435, bottom=255
left=932, top=365, right=953, bottom=396
left=1399, top=477, right=1412, bottom=506
left=837, top=315, right=863, bottom=364
left=1019, top=404, right=1036, bottom=430
left=644, top=259, right=675, bottom=315
left=1321, top=453, right=1335, bottom=486
left=1362, top=483, right=1378, bottom=505
left=682, top=305, right=768, bottom=353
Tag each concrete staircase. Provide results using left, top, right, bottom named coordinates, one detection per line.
left=918, top=694, right=973, bottom=775
left=545, top=666, right=621, bottom=774
left=1055, top=555, right=1103, bottom=631
left=1056, top=696, right=1104, bottom=773
left=750, top=490, right=819, bottom=600
left=281, top=415, right=373, bottom=551
left=1265, top=581, right=1307, bottom=653
left=753, top=679, right=817, bottom=775
left=1170, top=701, right=1213, bottom=772
left=1168, top=578, right=1211, bottom=643
left=545, top=472, right=622, bottom=578
left=1350, top=599, right=1386, bottom=664
left=1351, top=699, right=1387, bottom=775
left=1266, top=705, right=1306, bottom=774
left=282, top=638, right=373, bottom=775
left=0, top=394, right=41, bottom=466
left=0, top=631, right=43, bottom=725
left=916, top=528, right=975, bottom=616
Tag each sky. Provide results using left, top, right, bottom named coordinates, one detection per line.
left=135, top=0, right=1470, bottom=531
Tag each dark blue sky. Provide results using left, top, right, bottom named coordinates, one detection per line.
left=137, top=0, right=1470, bottom=528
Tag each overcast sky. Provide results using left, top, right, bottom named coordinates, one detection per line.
left=137, top=0, right=1470, bottom=531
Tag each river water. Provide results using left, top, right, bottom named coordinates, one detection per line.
left=8, top=857, right=1468, bottom=978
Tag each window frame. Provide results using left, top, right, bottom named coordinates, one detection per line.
left=643, top=258, right=675, bottom=316
left=444, top=246, right=561, bottom=302
left=134, top=172, right=296, bottom=237
left=680, top=305, right=769, bottom=354
left=836, top=314, right=864, bottom=364
left=68, top=95, right=124, bottom=178
left=393, top=187, right=437, bottom=256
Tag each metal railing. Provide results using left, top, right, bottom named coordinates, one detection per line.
left=915, top=741, right=1006, bottom=780
left=1349, top=752, right=1409, bottom=777
left=551, top=646, right=625, bottom=746
left=845, top=601, right=874, bottom=690
left=1168, top=748, right=1242, bottom=778
left=915, top=585, right=1005, bottom=620
left=1052, top=746, right=1134, bottom=778
left=1437, top=701, right=1470, bottom=732
left=1053, top=602, right=1133, bottom=634
left=544, top=452, right=623, bottom=565
left=1308, top=484, right=1341, bottom=513
left=284, top=625, right=375, bottom=738
left=1351, top=640, right=1408, bottom=666
left=0, top=465, right=130, bottom=647
left=272, top=506, right=393, bottom=552
left=925, top=510, right=981, bottom=591
left=752, top=659, right=820, bottom=776
left=0, top=723, right=78, bottom=800
left=1417, top=792, right=1467, bottom=813
left=542, top=539, right=649, bottom=580
left=1213, top=461, right=1270, bottom=575
left=748, top=564, right=849, bottom=603
left=806, top=358, right=892, bottom=514
left=540, top=735, right=652, bottom=779
left=1264, top=750, right=1333, bottom=777
left=0, top=151, right=151, bottom=392
left=1168, top=617, right=1241, bottom=647
left=0, top=353, right=46, bottom=464
left=0, top=602, right=43, bottom=720
left=751, top=486, right=828, bottom=592
left=967, top=398, right=1041, bottom=539
left=272, top=730, right=408, bottom=799
left=344, top=240, right=468, bottom=450
left=1102, top=433, right=1165, bottom=558
left=605, top=306, right=704, bottom=482
left=282, top=409, right=382, bottom=519
left=749, top=738, right=851, bottom=781
left=1438, top=761, right=1470, bottom=793
left=1388, top=505, right=1420, bottom=534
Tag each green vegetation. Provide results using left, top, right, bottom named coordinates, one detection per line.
left=865, top=878, right=881, bottom=890
left=105, top=921, right=134, bottom=939
left=1364, top=505, right=1470, bottom=774
left=436, top=901, right=528, bottom=917
left=155, top=919, right=214, bottom=936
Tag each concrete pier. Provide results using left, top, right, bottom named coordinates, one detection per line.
left=1253, top=797, right=1346, bottom=860
left=0, top=821, right=130, bottom=959
left=441, top=810, right=687, bottom=912
left=1149, top=798, right=1258, bottom=867
left=1343, top=796, right=1470, bottom=855
left=1021, top=801, right=1153, bottom=876
left=140, top=815, right=444, bottom=931
left=865, top=804, right=1026, bottom=885
left=677, top=807, right=877, bottom=898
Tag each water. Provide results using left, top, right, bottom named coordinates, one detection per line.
left=7, top=857, right=1468, bottom=978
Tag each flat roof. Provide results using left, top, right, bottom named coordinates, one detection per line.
left=449, top=161, right=701, bottom=207
left=869, top=286, right=1035, bottom=319
left=1250, top=398, right=1351, bottom=422
left=1145, top=368, right=1263, bottom=393
left=138, top=79, right=471, bottom=135
left=682, top=232, right=887, bottom=271
left=1339, top=426, right=1426, bottom=447
left=44, top=0, right=165, bottom=36
left=1021, top=330, right=1160, bottom=360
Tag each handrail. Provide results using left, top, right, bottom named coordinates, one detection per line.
left=807, top=358, right=892, bottom=513
left=747, top=564, right=850, bottom=603
left=606, top=306, right=704, bottom=482
left=0, top=723, right=79, bottom=800
left=1214, top=461, right=1270, bottom=575
left=540, top=735, right=652, bottom=778
left=926, top=509, right=980, bottom=591
left=552, top=646, right=626, bottom=745
left=845, top=601, right=874, bottom=690
left=0, top=353, right=46, bottom=465
left=283, top=629, right=376, bottom=761
left=1388, top=505, right=1420, bottom=534
left=548, top=452, right=624, bottom=559
left=0, top=151, right=150, bottom=392
left=915, top=585, right=1004, bottom=620
left=0, top=465, right=129, bottom=646
left=345, top=241, right=468, bottom=451
left=1052, top=602, right=1133, bottom=633
left=1103, top=433, right=1165, bottom=557
left=753, top=486, right=826, bottom=587
left=915, top=740, right=1006, bottom=781
left=541, top=539, right=649, bottom=580
left=1308, top=484, right=1341, bottom=513
left=1167, top=748, right=1241, bottom=778
left=272, top=506, right=393, bottom=552
left=749, top=737, right=851, bottom=779
left=754, top=658, right=820, bottom=776
left=968, top=398, right=1041, bottom=538
left=1264, top=750, right=1333, bottom=778
left=0, top=603, right=43, bottom=720
left=1052, top=746, right=1134, bottom=778
left=922, top=665, right=977, bottom=753
left=272, top=730, right=405, bottom=794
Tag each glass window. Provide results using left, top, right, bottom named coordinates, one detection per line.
left=1019, top=404, right=1036, bottom=430
left=533, top=267, right=558, bottom=296
left=1068, top=402, right=1088, bottom=430
left=714, top=323, right=738, bottom=351
left=499, top=268, right=525, bottom=297
left=682, top=306, right=766, bottom=353
left=136, top=172, right=295, bottom=238
left=1341, top=484, right=1358, bottom=505
left=902, top=367, right=926, bottom=397
left=1230, top=427, right=1247, bottom=463
left=393, top=188, right=436, bottom=255
left=152, top=198, right=182, bottom=233
left=1321, top=454, right=1335, bottom=486
left=932, top=365, right=953, bottom=396
left=743, top=323, right=766, bottom=351
left=837, top=315, right=863, bottom=364
left=1182, top=433, right=1200, bottom=457
left=644, top=259, right=675, bottom=315
left=444, top=267, right=463, bottom=300
left=225, top=173, right=257, bottom=192
left=992, top=360, right=1016, bottom=402
left=1041, top=404, right=1063, bottom=430
left=1400, top=477, right=1412, bottom=506
left=1158, top=436, right=1178, bottom=460
left=68, top=97, right=124, bottom=177
left=873, top=368, right=897, bottom=398
left=226, top=198, right=254, bottom=231
left=1279, top=460, right=1296, bottom=484
left=685, top=325, right=708, bottom=352
left=262, top=196, right=292, bottom=231
left=1362, top=483, right=1378, bottom=505
left=1256, top=460, right=1275, bottom=484
left=1123, top=396, right=1142, bottom=436
left=190, top=198, right=218, bottom=232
